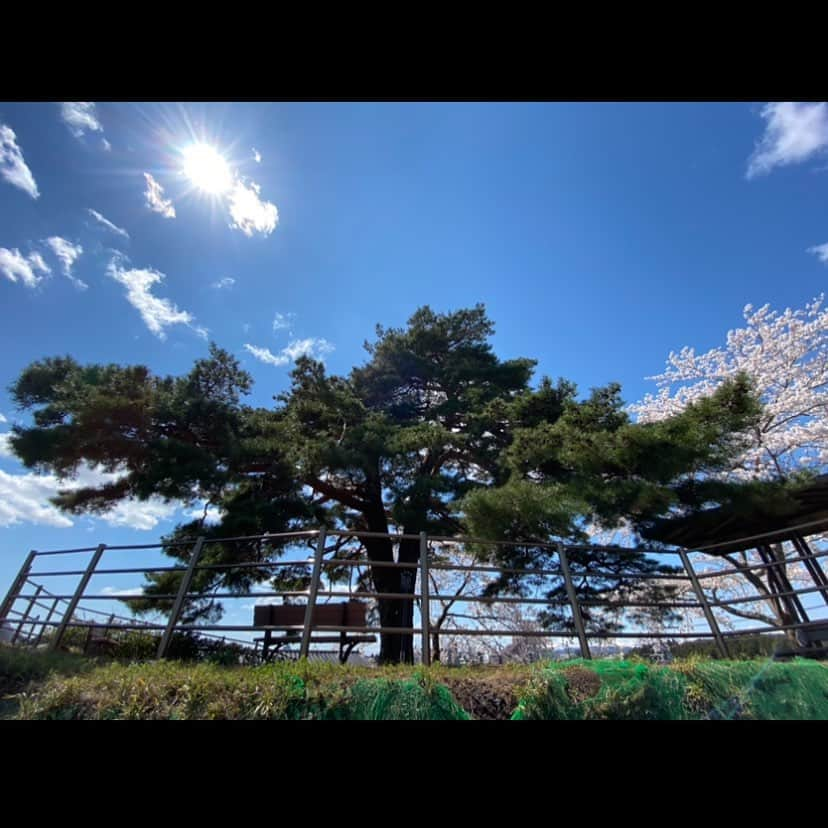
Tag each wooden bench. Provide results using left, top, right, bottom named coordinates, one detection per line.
left=253, top=600, right=375, bottom=664
left=772, top=621, right=828, bottom=660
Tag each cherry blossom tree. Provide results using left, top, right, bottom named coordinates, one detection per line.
left=629, top=295, right=828, bottom=633
left=629, top=295, right=828, bottom=481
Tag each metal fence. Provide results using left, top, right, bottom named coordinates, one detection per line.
left=2, top=525, right=827, bottom=664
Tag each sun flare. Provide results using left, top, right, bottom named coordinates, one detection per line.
left=181, top=143, right=233, bottom=195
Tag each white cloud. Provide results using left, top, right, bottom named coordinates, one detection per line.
left=0, top=413, right=6, bottom=423
left=0, top=462, right=177, bottom=530
left=272, top=311, right=295, bottom=332
left=0, top=436, right=178, bottom=530
left=107, top=257, right=205, bottom=340
left=0, top=247, right=50, bottom=288
left=185, top=502, right=223, bottom=525
left=252, top=148, right=262, bottom=163
left=45, top=236, right=87, bottom=290
left=0, top=124, right=39, bottom=199
left=244, top=337, right=334, bottom=367
left=60, top=102, right=103, bottom=139
left=101, top=138, right=112, bottom=152
left=87, top=208, right=130, bottom=240
left=143, top=173, right=176, bottom=218
left=212, top=276, right=235, bottom=290
left=100, top=586, right=144, bottom=597
left=228, top=179, right=278, bottom=237
left=808, top=242, right=828, bottom=264
left=0, top=468, right=75, bottom=528
left=283, top=338, right=334, bottom=361
left=101, top=497, right=177, bottom=530
left=747, top=102, right=828, bottom=179
left=244, top=344, right=288, bottom=366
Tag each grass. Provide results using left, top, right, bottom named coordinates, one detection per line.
left=3, top=645, right=826, bottom=720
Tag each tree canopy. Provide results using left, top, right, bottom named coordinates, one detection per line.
left=9, top=304, right=763, bottom=662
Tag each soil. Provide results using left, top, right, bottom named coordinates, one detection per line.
left=439, top=672, right=527, bottom=720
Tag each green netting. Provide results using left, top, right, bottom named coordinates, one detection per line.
left=512, top=659, right=686, bottom=720
left=345, top=679, right=470, bottom=720
left=513, top=659, right=828, bottom=720
left=675, top=659, right=828, bottom=720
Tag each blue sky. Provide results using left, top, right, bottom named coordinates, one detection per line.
left=1, top=100, right=827, bottom=610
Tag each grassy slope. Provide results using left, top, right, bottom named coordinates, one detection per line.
left=2, top=646, right=826, bottom=720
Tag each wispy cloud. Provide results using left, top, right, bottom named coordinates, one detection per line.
left=212, top=276, right=235, bottom=290
left=244, top=344, right=288, bottom=366
left=107, top=256, right=206, bottom=340
left=101, top=138, right=112, bottom=152
left=0, top=413, right=6, bottom=423
left=252, top=148, right=262, bottom=163
left=272, top=311, right=295, bottom=332
left=143, top=173, right=176, bottom=218
left=45, top=236, right=87, bottom=290
left=60, top=102, right=103, bottom=139
left=747, top=102, right=828, bottom=179
left=87, top=208, right=130, bottom=240
left=0, top=124, right=39, bottom=199
left=228, top=179, right=279, bottom=237
left=809, top=242, right=828, bottom=264
left=244, top=337, right=334, bottom=367
left=0, top=247, right=50, bottom=288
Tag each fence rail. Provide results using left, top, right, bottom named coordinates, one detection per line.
left=2, top=525, right=827, bottom=664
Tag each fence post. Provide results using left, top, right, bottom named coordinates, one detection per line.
left=34, top=597, right=60, bottom=647
left=1, top=550, right=37, bottom=623
left=49, top=544, right=106, bottom=652
left=157, top=536, right=206, bottom=659
left=558, top=544, right=592, bottom=659
left=12, top=584, right=43, bottom=645
left=300, top=528, right=327, bottom=660
left=25, top=616, right=41, bottom=645
left=419, top=532, right=431, bottom=666
left=679, top=549, right=730, bottom=659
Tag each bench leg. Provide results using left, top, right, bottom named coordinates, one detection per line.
left=262, top=630, right=272, bottom=662
left=340, top=640, right=359, bottom=664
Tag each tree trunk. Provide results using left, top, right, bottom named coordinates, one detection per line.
left=432, top=631, right=441, bottom=662
left=364, top=535, right=417, bottom=664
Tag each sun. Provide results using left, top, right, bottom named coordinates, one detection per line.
left=181, top=143, right=233, bottom=195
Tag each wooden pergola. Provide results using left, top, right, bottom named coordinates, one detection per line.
left=641, top=475, right=828, bottom=631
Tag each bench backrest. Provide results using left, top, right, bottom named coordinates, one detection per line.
left=254, top=601, right=367, bottom=629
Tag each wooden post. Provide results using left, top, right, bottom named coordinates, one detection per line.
left=1, top=550, right=37, bottom=624
left=33, top=598, right=60, bottom=647
left=12, top=584, right=43, bottom=645
left=49, top=545, right=106, bottom=651
left=558, top=544, right=592, bottom=659
left=420, top=532, right=431, bottom=666
left=679, top=549, right=730, bottom=659
left=157, top=537, right=206, bottom=659
left=300, top=528, right=327, bottom=659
